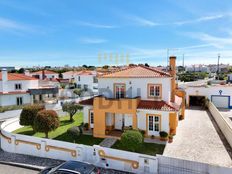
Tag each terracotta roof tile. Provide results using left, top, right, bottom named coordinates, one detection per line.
left=99, top=65, right=171, bottom=78
left=0, top=91, right=29, bottom=95
left=79, top=97, right=94, bottom=105
left=31, top=70, right=58, bottom=75
left=0, top=72, right=37, bottom=81
left=137, top=100, right=177, bottom=111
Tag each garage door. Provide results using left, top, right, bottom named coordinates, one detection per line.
left=189, top=96, right=206, bottom=107
left=211, top=96, right=229, bottom=108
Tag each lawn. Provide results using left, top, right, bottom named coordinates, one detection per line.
left=13, top=112, right=103, bottom=146
left=112, top=140, right=165, bottom=156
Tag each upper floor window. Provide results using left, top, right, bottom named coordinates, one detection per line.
left=15, top=84, right=22, bottom=90
left=114, top=83, right=125, bottom=99
left=148, top=84, right=161, bottom=98
left=93, top=76, right=98, bottom=83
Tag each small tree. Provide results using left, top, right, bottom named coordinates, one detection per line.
left=33, top=110, right=60, bottom=138
left=62, top=102, right=83, bottom=121
left=121, top=130, right=143, bottom=152
left=73, top=88, right=83, bottom=96
left=20, top=104, right=44, bottom=128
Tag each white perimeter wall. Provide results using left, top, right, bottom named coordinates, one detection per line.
left=1, top=118, right=158, bottom=174
left=98, top=77, right=172, bottom=102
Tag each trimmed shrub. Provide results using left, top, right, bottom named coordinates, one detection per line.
left=73, top=88, right=83, bottom=96
left=83, top=123, right=89, bottom=130
left=121, top=130, right=143, bottom=152
left=20, top=104, right=44, bottom=126
left=159, top=131, right=168, bottom=138
left=67, top=126, right=82, bottom=142
left=33, top=110, right=60, bottom=138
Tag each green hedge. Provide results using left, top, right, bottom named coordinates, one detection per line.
left=121, top=130, right=143, bottom=152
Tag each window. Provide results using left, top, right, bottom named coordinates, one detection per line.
left=148, top=115, right=160, bottom=132
left=93, top=76, right=98, bottom=83
left=77, top=84, right=81, bottom=89
left=115, top=84, right=125, bottom=99
left=148, top=84, right=161, bottom=98
left=16, top=97, right=23, bottom=105
left=90, top=111, right=94, bottom=124
left=78, top=76, right=80, bottom=81
left=15, top=84, right=22, bottom=90
left=84, top=84, right=88, bottom=91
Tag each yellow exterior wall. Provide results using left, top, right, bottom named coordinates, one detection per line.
left=169, top=112, right=178, bottom=135
left=93, top=96, right=140, bottom=138
left=175, top=89, right=186, bottom=119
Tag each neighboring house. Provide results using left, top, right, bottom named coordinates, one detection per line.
left=184, top=84, right=232, bottom=109
left=75, top=71, right=102, bottom=93
left=29, top=70, right=59, bottom=80
left=0, top=69, right=58, bottom=107
left=186, top=65, right=209, bottom=73
left=79, top=57, right=185, bottom=139
left=228, top=74, right=232, bottom=83
left=62, top=71, right=78, bottom=82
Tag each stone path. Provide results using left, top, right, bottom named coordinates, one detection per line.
left=99, top=138, right=117, bottom=147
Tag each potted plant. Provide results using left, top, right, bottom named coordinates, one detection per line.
left=83, top=123, right=89, bottom=130
left=168, top=135, right=173, bottom=143
left=151, top=135, right=155, bottom=139
left=159, top=131, right=168, bottom=141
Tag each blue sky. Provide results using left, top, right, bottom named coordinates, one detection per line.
left=0, top=0, right=232, bottom=67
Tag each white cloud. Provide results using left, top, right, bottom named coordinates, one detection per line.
left=77, top=21, right=117, bottom=29
left=127, top=15, right=160, bottom=27
left=184, top=32, right=232, bottom=48
left=80, top=37, right=107, bottom=44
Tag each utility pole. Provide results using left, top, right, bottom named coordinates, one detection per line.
left=217, top=53, right=220, bottom=79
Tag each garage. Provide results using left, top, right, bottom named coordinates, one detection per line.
left=189, top=96, right=206, bottom=107
left=211, top=95, right=230, bottom=109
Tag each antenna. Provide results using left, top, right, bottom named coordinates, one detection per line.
left=217, top=53, right=220, bottom=79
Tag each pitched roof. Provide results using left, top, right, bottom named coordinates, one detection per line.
left=79, top=97, right=94, bottom=105
left=99, top=65, right=171, bottom=78
left=79, top=97, right=179, bottom=111
left=76, top=71, right=103, bottom=76
left=137, top=100, right=177, bottom=111
left=31, top=70, right=58, bottom=75
left=0, top=72, right=37, bottom=81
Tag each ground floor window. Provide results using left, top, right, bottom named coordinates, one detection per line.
left=90, top=111, right=94, bottom=124
left=148, top=115, right=160, bottom=132
left=16, top=97, right=23, bottom=105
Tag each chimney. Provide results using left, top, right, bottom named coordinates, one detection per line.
left=1, top=68, right=8, bottom=93
left=169, top=56, right=176, bottom=102
left=42, top=70, right=45, bottom=80
left=24, top=70, right=30, bottom=76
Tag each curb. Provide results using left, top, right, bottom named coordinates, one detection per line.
left=0, top=161, right=44, bottom=171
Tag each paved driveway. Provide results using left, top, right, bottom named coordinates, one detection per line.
left=0, top=164, right=38, bottom=174
left=163, top=108, right=232, bottom=167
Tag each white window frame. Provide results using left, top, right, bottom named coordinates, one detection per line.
left=148, top=84, right=161, bottom=98
left=148, top=115, right=160, bottom=132
left=115, top=84, right=125, bottom=99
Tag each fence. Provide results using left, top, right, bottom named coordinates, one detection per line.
left=0, top=118, right=158, bottom=174
left=1, top=118, right=232, bottom=174
left=208, top=102, right=232, bottom=148
left=157, top=155, right=232, bottom=174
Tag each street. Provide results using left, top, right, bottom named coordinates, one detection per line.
left=0, top=164, right=38, bottom=174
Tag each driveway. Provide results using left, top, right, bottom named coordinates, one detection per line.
left=163, top=108, right=232, bottom=167
left=0, top=164, right=38, bottom=174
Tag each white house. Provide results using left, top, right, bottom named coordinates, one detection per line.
left=29, top=70, right=59, bottom=80
left=228, top=74, right=232, bottom=83
left=79, top=57, right=185, bottom=139
left=0, top=69, right=58, bottom=107
left=184, top=84, right=232, bottom=109
left=75, top=71, right=102, bottom=93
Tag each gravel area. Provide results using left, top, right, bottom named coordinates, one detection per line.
left=163, top=108, right=232, bottom=167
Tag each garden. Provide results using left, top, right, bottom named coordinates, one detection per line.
left=13, top=103, right=165, bottom=156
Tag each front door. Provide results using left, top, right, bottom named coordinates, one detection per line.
left=115, top=114, right=124, bottom=130
left=89, top=110, right=94, bottom=128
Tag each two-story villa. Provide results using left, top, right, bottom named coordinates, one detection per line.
left=0, top=69, right=58, bottom=107
left=79, top=56, right=185, bottom=138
